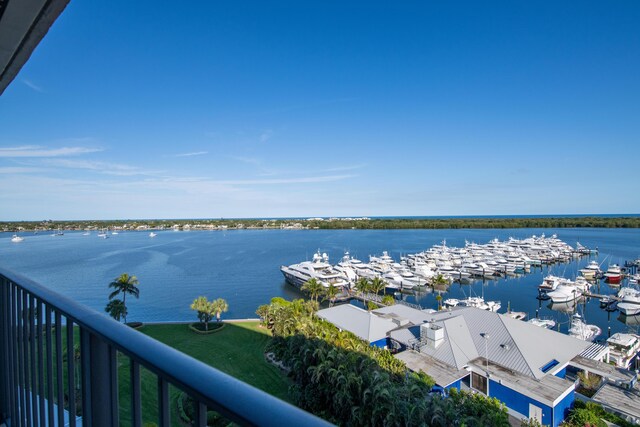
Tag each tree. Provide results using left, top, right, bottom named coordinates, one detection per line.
left=105, top=299, right=127, bottom=322
left=381, top=295, right=395, bottom=306
left=301, top=278, right=324, bottom=303
left=190, top=296, right=215, bottom=331
left=370, top=277, right=387, bottom=295
left=107, top=273, right=140, bottom=323
left=355, top=277, right=370, bottom=293
left=323, top=284, right=340, bottom=307
left=212, top=298, right=229, bottom=322
left=429, top=273, right=449, bottom=291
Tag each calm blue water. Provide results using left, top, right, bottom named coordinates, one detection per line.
left=1, top=228, right=639, bottom=339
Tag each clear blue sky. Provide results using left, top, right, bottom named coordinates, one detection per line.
left=1, top=1, right=639, bottom=220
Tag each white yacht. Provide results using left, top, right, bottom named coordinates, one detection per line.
left=617, top=287, right=640, bottom=316
left=527, top=318, right=556, bottom=329
left=547, top=283, right=582, bottom=303
left=149, top=232, right=157, bottom=238
left=568, top=313, right=601, bottom=342
left=280, top=251, right=350, bottom=290
left=606, top=333, right=640, bottom=369
left=10, top=234, right=24, bottom=243
left=579, top=260, right=601, bottom=279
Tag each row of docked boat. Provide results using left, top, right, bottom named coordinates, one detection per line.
left=280, top=234, right=586, bottom=308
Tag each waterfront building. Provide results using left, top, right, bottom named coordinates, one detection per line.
left=318, top=303, right=638, bottom=426
left=316, top=304, right=398, bottom=348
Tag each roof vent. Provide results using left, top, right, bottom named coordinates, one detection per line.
left=500, top=343, right=510, bottom=351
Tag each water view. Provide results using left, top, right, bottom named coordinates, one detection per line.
left=2, top=227, right=638, bottom=338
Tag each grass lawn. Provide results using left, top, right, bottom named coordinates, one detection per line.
left=117, top=321, right=291, bottom=425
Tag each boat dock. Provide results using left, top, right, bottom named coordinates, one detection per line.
left=584, top=292, right=621, bottom=302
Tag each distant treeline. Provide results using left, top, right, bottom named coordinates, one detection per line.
left=307, top=216, right=640, bottom=229
left=1, top=216, right=639, bottom=231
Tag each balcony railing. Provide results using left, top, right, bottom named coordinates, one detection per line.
left=0, top=267, right=331, bottom=427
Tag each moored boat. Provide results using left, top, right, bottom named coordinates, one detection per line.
left=604, top=264, right=622, bottom=284
left=568, top=313, right=601, bottom=342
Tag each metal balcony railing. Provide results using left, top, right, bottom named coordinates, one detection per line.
left=0, top=267, right=331, bottom=427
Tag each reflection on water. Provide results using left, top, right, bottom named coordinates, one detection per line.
left=548, top=299, right=582, bottom=314
left=618, top=313, right=640, bottom=326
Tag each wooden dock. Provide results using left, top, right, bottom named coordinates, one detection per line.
left=584, top=292, right=621, bottom=301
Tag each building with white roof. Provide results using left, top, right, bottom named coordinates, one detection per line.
left=318, top=303, right=637, bottom=427
left=316, top=304, right=398, bottom=347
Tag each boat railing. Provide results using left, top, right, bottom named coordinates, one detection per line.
left=0, top=267, right=330, bottom=427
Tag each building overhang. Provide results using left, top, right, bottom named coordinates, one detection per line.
left=0, top=0, right=70, bottom=95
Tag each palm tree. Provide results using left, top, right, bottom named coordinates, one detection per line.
left=323, top=284, right=340, bottom=307
left=212, top=298, right=229, bottom=322
left=105, top=299, right=127, bottom=322
left=190, top=296, right=215, bottom=331
left=429, top=273, right=449, bottom=291
left=108, top=273, right=140, bottom=323
left=369, top=277, right=387, bottom=295
left=301, top=278, right=323, bottom=303
left=355, top=277, right=370, bottom=294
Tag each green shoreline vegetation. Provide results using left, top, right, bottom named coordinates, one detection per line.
left=2, top=215, right=640, bottom=233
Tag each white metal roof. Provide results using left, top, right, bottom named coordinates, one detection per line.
left=317, top=304, right=397, bottom=343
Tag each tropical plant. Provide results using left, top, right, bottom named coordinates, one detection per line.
left=323, top=284, right=340, bottom=307
left=369, top=276, right=387, bottom=295
left=381, top=295, right=395, bottom=305
left=429, top=273, right=449, bottom=289
left=256, top=297, right=509, bottom=426
left=107, top=273, right=140, bottom=323
left=301, top=278, right=323, bottom=303
left=190, top=296, right=216, bottom=331
left=212, top=298, right=229, bottom=322
left=105, top=299, right=127, bottom=322
left=355, top=277, right=370, bottom=293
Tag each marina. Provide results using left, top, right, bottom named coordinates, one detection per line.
left=1, top=227, right=639, bottom=343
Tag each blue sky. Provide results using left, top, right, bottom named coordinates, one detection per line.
left=1, top=1, right=639, bottom=220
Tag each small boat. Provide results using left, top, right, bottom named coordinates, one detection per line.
left=10, top=234, right=24, bottom=243
left=149, top=232, right=157, bottom=238
left=580, top=260, right=602, bottom=279
left=82, top=231, right=90, bottom=236
left=617, top=287, right=640, bottom=316
left=505, top=311, right=527, bottom=320
left=111, top=231, right=119, bottom=235
left=604, top=264, right=622, bottom=284
left=527, top=318, right=556, bottom=329
left=547, top=284, right=582, bottom=303
left=443, top=298, right=460, bottom=308
left=568, top=313, right=601, bottom=342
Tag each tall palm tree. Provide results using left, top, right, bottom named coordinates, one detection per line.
left=323, top=284, right=340, bottom=307
left=355, top=277, right=370, bottom=294
left=212, top=298, right=229, bottom=322
left=108, top=273, right=140, bottom=323
left=370, top=277, right=387, bottom=295
left=105, top=299, right=127, bottom=323
left=301, top=278, right=323, bottom=303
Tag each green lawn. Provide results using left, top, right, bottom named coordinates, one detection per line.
left=118, top=321, right=291, bottom=426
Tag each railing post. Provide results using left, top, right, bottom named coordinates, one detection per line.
left=88, top=333, right=114, bottom=427
left=0, top=277, right=8, bottom=423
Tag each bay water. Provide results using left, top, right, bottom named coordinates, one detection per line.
left=1, top=228, right=639, bottom=339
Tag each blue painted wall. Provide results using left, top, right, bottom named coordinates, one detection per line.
left=488, top=379, right=553, bottom=426
left=370, top=337, right=388, bottom=348
left=554, top=367, right=567, bottom=379
left=553, top=389, right=574, bottom=427
left=444, top=378, right=463, bottom=391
